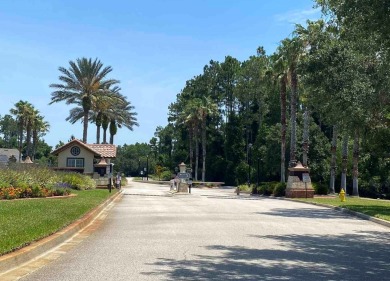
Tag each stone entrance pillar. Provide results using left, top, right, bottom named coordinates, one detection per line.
left=286, top=162, right=314, bottom=198
left=177, top=162, right=189, bottom=193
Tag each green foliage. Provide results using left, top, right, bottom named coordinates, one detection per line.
left=235, top=161, right=249, bottom=185
left=57, top=172, right=96, bottom=190
left=273, top=182, right=286, bottom=197
left=160, top=171, right=173, bottom=181
left=258, top=182, right=278, bottom=196
left=237, top=184, right=251, bottom=192
left=312, top=182, right=328, bottom=195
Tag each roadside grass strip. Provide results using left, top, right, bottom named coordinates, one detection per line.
left=0, top=189, right=117, bottom=256
left=295, top=197, right=390, bottom=222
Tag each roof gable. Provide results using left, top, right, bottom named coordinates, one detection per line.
left=51, top=139, right=116, bottom=158
left=51, top=139, right=100, bottom=156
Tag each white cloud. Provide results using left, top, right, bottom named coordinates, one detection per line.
left=275, top=7, right=321, bottom=25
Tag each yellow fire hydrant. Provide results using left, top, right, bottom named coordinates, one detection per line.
left=339, top=189, right=346, bottom=202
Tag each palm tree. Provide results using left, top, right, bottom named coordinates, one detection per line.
left=26, top=108, right=39, bottom=158
left=10, top=100, right=33, bottom=161
left=341, top=134, right=348, bottom=192
left=352, top=129, right=360, bottom=196
left=269, top=51, right=289, bottom=182
left=329, top=125, right=338, bottom=194
left=49, top=57, right=119, bottom=143
left=108, top=97, right=138, bottom=144
left=276, top=36, right=305, bottom=171
left=197, top=97, right=218, bottom=182
left=182, top=99, right=202, bottom=180
left=283, top=37, right=303, bottom=168
left=32, top=114, right=50, bottom=160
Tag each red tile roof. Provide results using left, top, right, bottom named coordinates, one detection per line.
left=87, top=144, right=117, bottom=158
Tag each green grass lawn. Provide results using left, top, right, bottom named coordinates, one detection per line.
left=0, top=189, right=116, bottom=256
left=295, top=197, right=390, bottom=222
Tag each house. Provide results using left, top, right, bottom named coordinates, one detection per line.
left=0, top=148, right=20, bottom=165
left=51, top=139, right=116, bottom=177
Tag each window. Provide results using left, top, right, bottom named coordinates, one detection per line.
left=67, top=158, right=84, bottom=168
left=70, top=146, right=81, bottom=156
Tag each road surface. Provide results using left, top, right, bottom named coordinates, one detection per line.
left=22, top=180, right=390, bottom=281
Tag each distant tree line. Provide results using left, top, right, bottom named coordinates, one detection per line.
left=118, top=1, right=390, bottom=198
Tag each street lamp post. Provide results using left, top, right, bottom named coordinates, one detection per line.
left=146, top=155, right=149, bottom=181
left=257, top=157, right=260, bottom=189
left=247, top=143, right=252, bottom=186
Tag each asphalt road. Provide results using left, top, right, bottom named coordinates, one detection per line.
left=22, top=180, right=390, bottom=281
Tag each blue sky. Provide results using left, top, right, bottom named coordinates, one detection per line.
left=0, top=0, right=320, bottom=148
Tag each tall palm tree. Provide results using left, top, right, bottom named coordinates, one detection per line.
left=25, top=108, right=39, bottom=158
left=352, top=129, right=360, bottom=196
left=32, top=114, right=50, bottom=160
left=329, top=125, right=338, bottom=194
left=49, top=57, right=119, bottom=143
left=283, top=37, right=303, bottom=168
left=341, top=134, right=349, bottom=192
left=269, top=51, right=289, bottom=182
left=197, top=97, right=218, bottom=182
left=10, top=100, right=33, bottom=161
left=108, top=96, right=138, bottom=144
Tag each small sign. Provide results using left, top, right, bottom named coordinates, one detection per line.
left=178, top=172, right=190, bottom=179
left=0, top=155, right=8, bottom=164
left=187, top=180, right=193, bottom=185
left=140, top=171, right=144, bottom=175
left=302, top=173, right=310, bottom=183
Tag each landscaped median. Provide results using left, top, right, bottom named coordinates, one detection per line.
left=294, top=197, right=390, bottom=223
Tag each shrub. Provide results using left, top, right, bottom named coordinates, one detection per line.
left=259, top=182, right=278, bottom=196
left=237, top=184, right=251, bottom=192
left=312, top=182, right=328, bottom=195
left=273, top=182, right=286, bottom=197
left=160, top=171, right=172, bottom=181
left=57, top=172, right=96, bottom=190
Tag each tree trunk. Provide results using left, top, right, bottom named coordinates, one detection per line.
left=195, top=129, right=199, bottom=181
left=202, top=119, right=206, bottom=182
left=102, top=115, right=109, bottom=144
left=352, top=129, right=360, bottom=196
left=189, top=126, right=193, bottom=176
left=280, top=75, right=287, bottom=182
left=83, top=110, right=89, bottom=143
left=18, top=121, right=23, bottom=162
left=102, top=129, right=107, bottom=143
left=302, top=108, right=309, bottom=167
left=32, top=129, right=38, bottom=161
left=329, top=125, right=338, bottom=194
left=110, top=134, right=114, bottom=144
left=289, top=68, right=298, bottom=167
left=26, top=122, right=32, bottom=157
left=341, top=134, right=348, bottom=192
left=96, top=125, right=101, bottom=144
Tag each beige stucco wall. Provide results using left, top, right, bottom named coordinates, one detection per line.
left=57, top=146, right=95, bottom=174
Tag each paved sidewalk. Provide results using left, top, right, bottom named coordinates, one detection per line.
left=20, top=181, right=390, bottom=280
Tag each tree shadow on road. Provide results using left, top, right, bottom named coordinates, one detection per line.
left=142, top=231, right=390, bottom=281
left=256, top=207, right=357, bottom=220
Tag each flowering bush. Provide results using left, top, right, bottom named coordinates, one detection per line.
left=57, top=172, right=96, bottom=190
left=0, top=165, right=96, bottom=200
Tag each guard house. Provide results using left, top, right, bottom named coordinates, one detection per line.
left=51, top=139, right=116, bottom=177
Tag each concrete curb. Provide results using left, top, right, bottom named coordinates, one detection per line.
left=0, top=190, right=123, bottom=275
